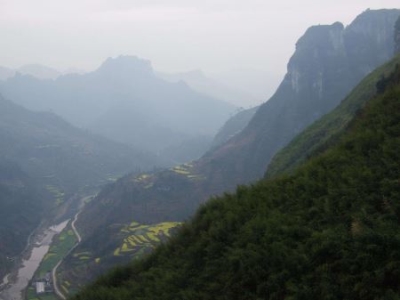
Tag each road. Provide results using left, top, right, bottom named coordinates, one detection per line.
left=52, top=207, right=84, bottom=299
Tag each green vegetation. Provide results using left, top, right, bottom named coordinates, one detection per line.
left=72, top=60, right=400, bottom=299
left=57, top=220, right=180, bottom=296
left=0, top=162, right=46, bottom=278
left=35, top=226, right=76, bottom=279
left=266, top=54, right=400, bottom=178
left=27, top=223, right=77, bottom=300
left=57, top=13, right=400, bottom=293
left=170, top=163, right=205, bottom=181
left=45, top=185, right=65, bottom=205
left=115, top=222, right=180, bottom=256
left=26, top=287, right=57, bottom=300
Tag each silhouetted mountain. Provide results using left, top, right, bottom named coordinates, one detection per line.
left=0, top=56, right=236, bottom=163
left=59, top=10, right=400, bottom=292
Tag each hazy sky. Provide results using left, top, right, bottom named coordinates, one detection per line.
left=0, top=0, right=399, bottom=75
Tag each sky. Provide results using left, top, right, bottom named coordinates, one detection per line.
left=0, top=0, right=399, bottom=76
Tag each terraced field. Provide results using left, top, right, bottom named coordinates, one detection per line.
left=56, top=220, right=181, bottom=296
left=170, top=163, right=205, bottom=181
left=114, top=221, right=181, bottom=257
left=131, top=163, right=205, bottom=191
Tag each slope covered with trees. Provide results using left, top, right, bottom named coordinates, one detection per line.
left=59, top=10, right=400, bottom=290
left=0, top=162, right=48, bottom=278
left=72, top=55, right=400, bottom=300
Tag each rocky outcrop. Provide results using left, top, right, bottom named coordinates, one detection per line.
left=395, top=16, right=400, bottom=54
left=201, top=9, right=400, bottom=185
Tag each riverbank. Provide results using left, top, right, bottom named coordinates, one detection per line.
left=25, top=195, right=89, bottom=300
left=0, top=221, right=69, bottom=300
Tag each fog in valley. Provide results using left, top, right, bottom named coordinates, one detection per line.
left=1, top=1, right=400, bottom=300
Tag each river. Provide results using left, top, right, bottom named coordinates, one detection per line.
left=0, top=220, right=69, bottom=300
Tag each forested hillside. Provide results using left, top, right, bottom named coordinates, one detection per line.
left=72, top=55, right=400, bottom=300
left=0, top=162, right=48, bottom=278
left=266, top=52, right=400, bottom=177
left=59, top=10, right=400, bottom=292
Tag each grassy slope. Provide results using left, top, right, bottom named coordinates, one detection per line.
left=71, top=59, right=400, bottom=299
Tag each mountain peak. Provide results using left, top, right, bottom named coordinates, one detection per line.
left=295, top=22, right=344, bottom=52
left=97, top=55, right=154, bottom=77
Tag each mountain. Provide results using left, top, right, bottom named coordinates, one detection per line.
left=0, top=56, right=236, bottom=163
left=158, top=69, right=260, bottom=107
left=395, top=16, right=400, bottom=54
left=17, top=64, right=61, bottom=80
left=0, top=66, right=15, bottom=81
left=72, top=50, right=400, bottom=300
left=210, top=106, right=259, bottom=149
left=202, top=8, right=400, bottom=185
left=0, top=162, right=47, bottom=279
left=0, top=65, right=86, bottom=81
left=0, top=93, right=166, bottom=278
left=0, top=93, right=164, bottom=191
left=58, top=9, right=400, bottom=293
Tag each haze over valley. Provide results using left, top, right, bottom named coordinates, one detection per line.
left=1, top=2, right=400, bottom=300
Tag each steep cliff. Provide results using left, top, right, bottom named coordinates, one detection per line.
left=395, top=16, right=400, bottom=54
left=202, top=9, right=400, bottom=185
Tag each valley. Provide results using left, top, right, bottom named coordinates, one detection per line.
left=52, top=10, right=400, bottom=293
left=1, top=4, right=400, bottom=300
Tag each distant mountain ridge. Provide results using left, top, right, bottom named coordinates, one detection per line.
left=0, top=93, right=163, bottom=191
left=0, top=56, right=236, bottom=163
left=0, top=64, right=86, bottom=81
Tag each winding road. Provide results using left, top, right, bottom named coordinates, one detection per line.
left=52, top=207, right=84, bottom=299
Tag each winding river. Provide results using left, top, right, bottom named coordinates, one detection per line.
left=0, top=220, right=69, bottom=300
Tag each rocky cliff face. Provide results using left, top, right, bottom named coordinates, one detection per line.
left=202, top=9, right=400, bottom=185
left=395, top=16, right=400, bottom=54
